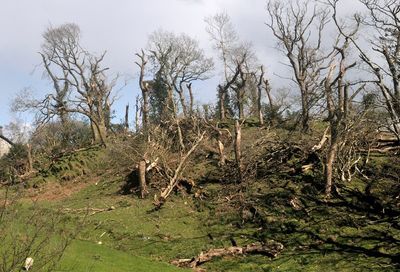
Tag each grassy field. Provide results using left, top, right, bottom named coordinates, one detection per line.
left=1, top=127, right=399, bottom=271
left=58, top=240, right=184, bottom=272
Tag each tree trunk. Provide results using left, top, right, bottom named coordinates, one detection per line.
left=90, top=120, right=100, bottom=143
left=142, top=90, right=149, bottom=132
left=219, top=86, right=226, bottom=120
left=217, top=133, right=226, bottom=166
left=176, top=118, right=185, bottom=151
left=96, top=121, right=107, bottom=146
left=124, top=104, right=129, bottom=133
left=234, top=120, right=242, bottom=182
left=237, top=91, right=244, bottom=120
left=265, top=80, right=274, bottom=125
left=187, top=83, right=194, bottom=118
left=172, top=242, right=283, bottom=268
left=300, top=88, right=310, bottom=132
left=104, top=99, right=111, bottom=131
left=177, top=85, right=188, bottom=118
left=325, top=136, right=337, bottom=197
left=90, top=117, right=107, bottom=146
left=258, top=85, right=264, bottom=126
left=135, top=96, right=140, bottom=133
left=26, top=143, right=33, bottom=173
left=138, top=160, right=148, bottom=198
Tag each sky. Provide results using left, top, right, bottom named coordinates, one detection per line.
left=0, top=0, right=362, bottom=127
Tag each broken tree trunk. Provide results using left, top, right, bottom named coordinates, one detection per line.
left=176, top=118, right=185, bottom=151
left=135, top=95, right=141, bottom=133
left=26, top=143, right=33, bottom=174
left=154, top=132, right=206, bottom=208
left=217, top=138, right=226, bottom=166
left=171, top=241, right=284, bottom=268
left=138, top=160, right=148, bottom=199
left=234, top=120, right=243, bottom=182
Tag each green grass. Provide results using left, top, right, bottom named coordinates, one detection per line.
left=2, top=127, right=400, bottom=271
left=58, top=240, right=186, bottom=272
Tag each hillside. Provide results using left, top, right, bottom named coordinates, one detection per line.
left=1, top=124, right=399, bottom=272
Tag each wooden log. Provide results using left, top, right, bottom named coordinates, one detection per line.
left=171, top=241, right=283, bottom=268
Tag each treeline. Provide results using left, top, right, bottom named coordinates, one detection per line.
left=2, top=0, right=400, bottom=197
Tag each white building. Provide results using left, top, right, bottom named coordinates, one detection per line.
left=0, top=126, right=12, bottom=157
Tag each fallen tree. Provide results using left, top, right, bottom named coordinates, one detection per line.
left=171, top=241, right=284, bottom=268
left=154, top=131, right=206, bottom=208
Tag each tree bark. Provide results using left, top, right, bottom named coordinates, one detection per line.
left=90, top=120, right=100, bottom=143
left=258, top=85, right=264, bottom=126
left=218, top=85, right=226, bottom=120
left=300, top=88, right=310, bottom=132
left=135, top=96, right=140, bottom=133
left=177, top=84, right=188, bottom=118
left=26, top=143, right=33, bottom=173
left=218, top=139, right=226, bottom=166
left=237, top=91, right=245, bottom=120
left=135, top=50, right=150, bottom=132
left=124, top=104, right=129, bottom=133
left=187, top=83, right=194, bottom=118
left=234, top=120, right=242, bottom=182
left=142, top=90, right=149, bottom=132
left=325, top=139, right=337, bottom=197
left=138, top=160, right=148, bottom=199
left=172, top=242, right=283, bottom=268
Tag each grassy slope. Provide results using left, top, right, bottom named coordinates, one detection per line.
left=59, top=240, right=183, bottom=272
left=3, top=126, right=399, bottom=271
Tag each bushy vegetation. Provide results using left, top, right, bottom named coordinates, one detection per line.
left=0, top=144, right=30, bottom=185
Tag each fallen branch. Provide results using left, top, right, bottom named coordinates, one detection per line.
left=154, top=132, right=206, bottom=208
left=171, top=241, right=283, bottom=268
left=312, top=126, right=330, bottom=152
left=62, top=206, right=115, bottom=216
left=360, top=146, right=400, bottom=153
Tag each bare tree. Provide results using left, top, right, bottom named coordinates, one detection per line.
left=206, top=13, right=259, bottom=120
left=335, top=0, right=400, bottom=139
left=233, top=63, right=248, bottom=120
left=37, top=23, right=117, bottom=146
left=205, top=12, right=238, bottom=84
left=321, top=4, right=367, bottom=196
left=147, top=30, right=214, bottom=118
left=135, top=50, right=150, bottom=132
left=217, top=61, right=243, bottom=120
left=323, top=39, right=359, bottom=196
left=266, top=0, right=333, bottom=132
left=254, top=66, right=273, bottom=126
left=206, top=12, right=238, bottom=120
